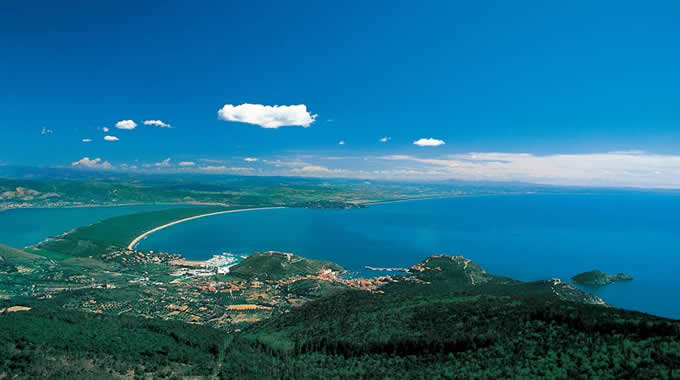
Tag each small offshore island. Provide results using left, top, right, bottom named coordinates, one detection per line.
left=572, top=270, right=634, bottom=286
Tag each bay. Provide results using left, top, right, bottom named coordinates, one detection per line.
left=138, top=193, right=680, bottom=319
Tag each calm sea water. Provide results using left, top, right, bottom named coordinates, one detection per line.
left=137, top=193, right=680, bottom=319
left=0, top=204, right=190, bottom=248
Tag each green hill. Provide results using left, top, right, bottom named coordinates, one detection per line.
left=385, top=255, right=607, bottom=305
left=0, top=243, right=46, bottom=272
left=223, top=290, right=679, bottom=379
left=572, top=270, right=634, bottom=286
left=229, top=251, right=344, bottom=281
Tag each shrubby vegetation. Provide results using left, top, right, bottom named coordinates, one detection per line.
left=221, top=291, right=680, bottom=379
left=0, top=306, right=224, bottom=378
left=1, top=252, right=678, bottom=379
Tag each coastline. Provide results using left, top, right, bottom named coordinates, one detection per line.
left=0, top=201, right=215, bottom=212
left=363, top=195, right=454, bottom=206
left=127, top=206, right=285, bottom=250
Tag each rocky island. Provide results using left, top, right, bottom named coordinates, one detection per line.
left=572, top=270, right=633, bottom=286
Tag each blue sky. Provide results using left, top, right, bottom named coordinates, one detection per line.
left=1, top=1, right=680, bottom=187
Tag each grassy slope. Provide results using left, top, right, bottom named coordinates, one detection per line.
left=0, top=244, right=45, bottom=265
left=36, top=206, right=234, bottom=257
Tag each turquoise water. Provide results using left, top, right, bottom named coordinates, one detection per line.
left=138, top=193, right=680, bottom=319
left=0, top=204, right=190, bottom=248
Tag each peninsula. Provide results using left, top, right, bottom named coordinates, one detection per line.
left=572, top=270, right=634, bottom=286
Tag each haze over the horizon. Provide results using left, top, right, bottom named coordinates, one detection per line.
left=2, top=1, right=679, bottom=188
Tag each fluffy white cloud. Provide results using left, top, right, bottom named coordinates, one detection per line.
left=115, top=120, right=137, bottom=130
left=217, top=103, right=317, bottom=128
left=379, top=136, right=391, bottom=143
left=82, top=138, right=92, bottom=143
left=71, top=157, right=113, bottom=170
left=243, top=157, right=258, bottom=162
left=338, top=140, right=345, bottom=145
left=102, top=127, right=109, bottom=132
left=144, top=120, right=171, bottom=128
left=41, top=127, right=53, bottom=135
left=179, top=161, right=196, bottom=166
left=413, top=138, right=445, bottom=147
left=104, top=135, right=119, bottom=141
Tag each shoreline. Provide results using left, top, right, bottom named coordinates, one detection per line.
left=0, top=201, right=220, bottom=212
left=127, top=206, right=285, bottom=250
left=363, top=195, right=454, bottom=206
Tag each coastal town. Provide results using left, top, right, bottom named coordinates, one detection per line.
left=2, top=246, right=394, bottom=331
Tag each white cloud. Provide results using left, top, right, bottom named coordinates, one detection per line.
left=297, top=165, right=331, bottom=173
left=144, top=120, right=171, bottom=128
left=338, top=140, right=345, bottom=145
left=197, top=165, right=255, bottom=174
left=82, top=138, right=92, bottom=143
left=115, top=120, right=137, bottom=130
left=144, top=158, right=171, bottom=168
left=198, top=165, right=227, bottom=172
left=199, top=158, right=227, bottom=164
left=251, top=150, right=680, bottom=188
left=104, top=135, right=119, bottom=141
left=243, top=157, right=258, bottom=162
left=102, top=127, right=109, bottom=132
left=379, top=151, right=680, bottom=188
left=413, top=138, right=445, bottom=147
left=41, top=127, right=53, bottom=135
left=71, top=157, right=113, bottom=170
left=379, top=136, right=391, bottom=143
left=179, top=161, right=196, bottom=166
left=217, top=103, right=317, bottom=128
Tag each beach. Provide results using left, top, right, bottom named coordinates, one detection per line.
left=127, top=207, right=285, bottom=250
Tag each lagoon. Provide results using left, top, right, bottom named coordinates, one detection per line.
left=0, top=204, right=190, bottom=248
left=138, top=193, right=680, bottom=319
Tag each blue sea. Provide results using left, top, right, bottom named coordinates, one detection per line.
left=0, top=204, right=190, bottom=248
left=137, top=193, right=680, bottom=319
left=2, top=193, right=679, bottom=319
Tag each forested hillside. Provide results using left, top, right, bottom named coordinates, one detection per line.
left=1, top=254, right=678, bottom=379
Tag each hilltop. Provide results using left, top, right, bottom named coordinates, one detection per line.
left=229, top=251, right=344, bottom=281
left=386, top=255, right=607, bottom=305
